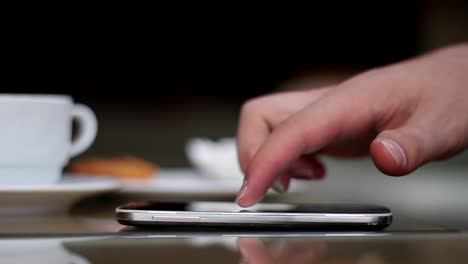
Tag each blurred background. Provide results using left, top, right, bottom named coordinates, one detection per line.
left=1, top=0, right=467, bottom=167
left=0, top=0, right=465, bottom=167
left=1, top=0, right=468, bottom=227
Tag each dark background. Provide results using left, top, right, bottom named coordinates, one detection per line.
left=1, top=2, right=423, bottom=102
left=1, top=0, right=467, bottom=167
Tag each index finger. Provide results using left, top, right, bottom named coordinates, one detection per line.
left=237, top=90, right=331, bottom=173
left=237, top=100, right=271, bottom=172
left=236, top=93, right=376, bottom=207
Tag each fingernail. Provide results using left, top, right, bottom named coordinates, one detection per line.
left=236, top=180, right=248, bottom=204
left=272, top=179, right=286, bottom=193
left=379, top=138, right=406, bottom=167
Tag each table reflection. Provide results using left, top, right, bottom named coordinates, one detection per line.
left=235, top=235, right=468, bottom=264
left=2, top=232, right=468, bottom=263
left=0, top=238, right=90, bottom=264
left=238, top=238, right=327, bottom=264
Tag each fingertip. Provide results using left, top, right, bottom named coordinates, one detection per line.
left=370, top=139, right=407, bottom=176
left=235, top=182, right=251, bottom=207
left=235, top=182, right=264, bottom=208
left=236, top=154, right=287, bottom=207
left=236, top=195, right=264, bottom=208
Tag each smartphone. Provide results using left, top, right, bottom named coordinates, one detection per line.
left=115, top=200, right=392, bottom=231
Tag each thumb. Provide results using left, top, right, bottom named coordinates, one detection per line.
left=371, top=125, right=436, bottom=176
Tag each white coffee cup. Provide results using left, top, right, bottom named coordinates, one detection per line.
left=0, top=94, right=97, bottom=185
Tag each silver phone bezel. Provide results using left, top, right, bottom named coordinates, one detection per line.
left=115, top=206, right=392, bottom=226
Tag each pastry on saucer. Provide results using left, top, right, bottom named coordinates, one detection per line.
left=67, top=156, right=158, bottom=180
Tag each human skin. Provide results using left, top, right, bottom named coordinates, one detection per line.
left=237, top=238, right=330, bottom=264
left=235, top=43, right=468, bottom=207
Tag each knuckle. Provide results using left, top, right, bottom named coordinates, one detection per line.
left=240, top=95, right=274, bottom=118
left=240, top=98, right=261, bottom=116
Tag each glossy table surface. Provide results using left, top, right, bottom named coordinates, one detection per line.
left=2, top=155, right=468, bottom=263
left=3, top=232, right=468, bottom=263
left=0, top=194, right=467, bottom=263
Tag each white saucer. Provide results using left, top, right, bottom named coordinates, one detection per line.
left=0, top=174, right=121, bottom=215
left=120, top=169, right=310, bottom=199
left=120, top=169, right=242, bottom=198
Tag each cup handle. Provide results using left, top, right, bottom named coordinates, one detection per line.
left=70, top=104, right=98, bottom=157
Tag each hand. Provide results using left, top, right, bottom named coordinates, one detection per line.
left=236, top=43, right=468, bottom=207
